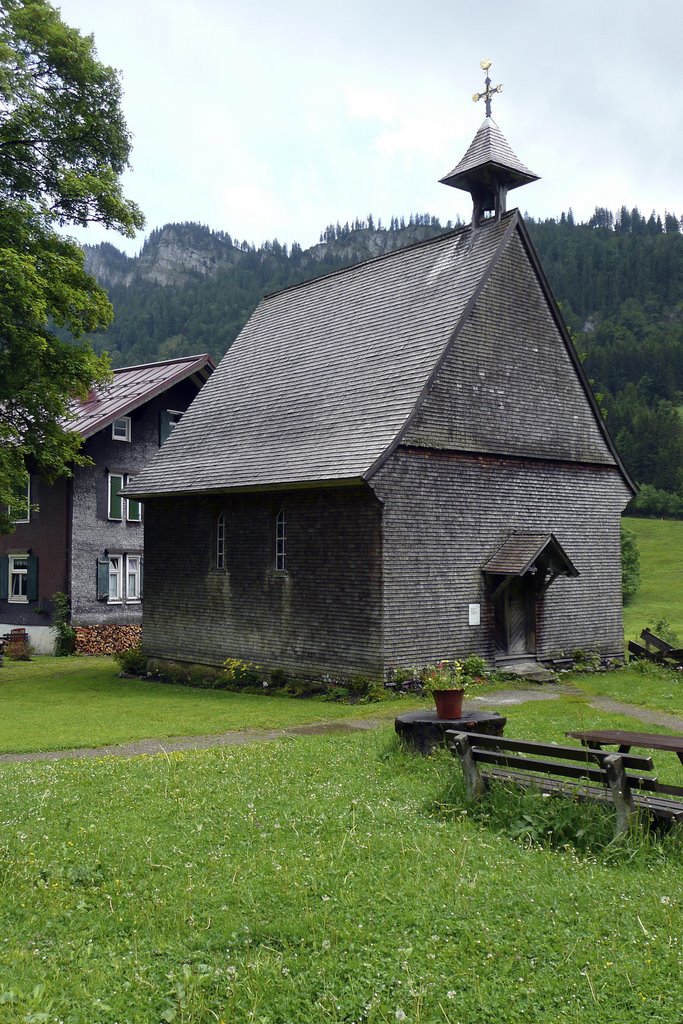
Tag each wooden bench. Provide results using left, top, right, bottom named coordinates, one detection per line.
left=448, top=731, right=683, bottom=835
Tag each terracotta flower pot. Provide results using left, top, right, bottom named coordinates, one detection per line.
left=432, top=688, right=465, bottom=719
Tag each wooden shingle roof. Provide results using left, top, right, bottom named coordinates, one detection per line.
left=440, top=117, right=539, bottom=192
left=127, top=216, right=515, bottom=497
left=483, top=534, right=579, bottom=577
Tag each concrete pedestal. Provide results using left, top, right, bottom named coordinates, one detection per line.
left=395, top=708, right=506, bottom=755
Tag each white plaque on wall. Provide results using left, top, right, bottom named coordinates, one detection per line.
left=468, top=603, right=481, bottom=626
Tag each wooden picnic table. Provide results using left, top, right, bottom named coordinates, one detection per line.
left=566, top=729, right=683, bottom=766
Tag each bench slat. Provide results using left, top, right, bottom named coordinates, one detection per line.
left=640, top=629, right=674, bottom=653
left=446, top=731, right=654, bottom=771
left=482, top=767, right=683, bottom=819
left=470, top=749, right=659, bottom=791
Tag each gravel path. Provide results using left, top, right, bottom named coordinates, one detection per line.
left=1, top=685, right=681, bottom=764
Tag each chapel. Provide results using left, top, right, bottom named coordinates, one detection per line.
left=126, top=64, right=634, bottom=677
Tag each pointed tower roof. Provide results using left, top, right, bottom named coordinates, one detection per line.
left=440, top=61, right=539, bottom=226
left=439, top=116, right=539, bottom=193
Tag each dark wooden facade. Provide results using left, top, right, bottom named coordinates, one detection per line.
left=132, top=214, right=634, bottom=677
left=0, top=357, right=213, bottom=651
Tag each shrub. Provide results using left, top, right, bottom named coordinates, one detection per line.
left=348, top=673, right=374, bottom=696
left=270, top=668, right=289, bottom=689
left=461, top=654, right=488, bottom=680
left=648, top=617, right=679, bottom=647
left=114, top=646, right=148, bottom=676
left=223, top=657, right=262, bottom=687
left=52, top=591, right=76, bottom=657
left=621, top=524, right=641, bottom=601
left=571, top=647, right=602, bottom=672
left=321, top=685, right=350, bottom=702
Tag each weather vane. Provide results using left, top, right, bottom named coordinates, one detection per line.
left=472, top=59, right=502, bottom=118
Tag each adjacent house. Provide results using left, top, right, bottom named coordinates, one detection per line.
left=126, top=113, right=635, bottom=679
left=0, top=354, right=214, bottom=652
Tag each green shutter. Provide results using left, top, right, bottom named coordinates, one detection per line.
left=0, top=556, right=7, bottom=600
left=97, top=557, right=109, bottom=601
left=139, top=558, right=144, bottom=599
left=26, top=554, right=38, bottom=601
left=109, top=474, right=124, bottom=520
left=128, top=498, right=141, bottom=521
left=159, top=410, right=173, bottom=446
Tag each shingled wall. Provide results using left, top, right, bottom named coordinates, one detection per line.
left=141, top=486, right=384, bottom=677
left=372, top=447, right=630, bottom=668
left=404, top=230, right=615, bottom=466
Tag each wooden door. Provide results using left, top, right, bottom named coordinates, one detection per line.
left=494, top=577, right=536, bottom=657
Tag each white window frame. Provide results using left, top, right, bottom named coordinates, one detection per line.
left=8, top=554, right=29, bottom=603
left=275, top=509, right=287, bottom=572
left=216, top=511, right=226, bottom=570
left=108, top=554, right=123, bottom=603
left=126, top=555, right=141, bottom=601
left=11, top=474, right=31, bottom=524
left=112, top=416, right=131, bottom=442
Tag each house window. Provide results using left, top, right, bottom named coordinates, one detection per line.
left=112, top=417, right=131, bottom=442
left=97, top=553, right=142, bottom=603
left=160, top=409, right=183, bottom=446
left=216, top=512, right=226, bottom=569
left=2, top=554, right=38, bottom=603
left=108, top=555, right=122, bottom=602
left=108, top=473, right=124, bottom=520
left=126, top=555, right=141, bottom=600
left=8, top=555, right=29, bottom=603
left=11, top=474, right=31, bottom=523
left=275, top=509, right=286, bottom=572
left=125, top=475, right=142, bottom=523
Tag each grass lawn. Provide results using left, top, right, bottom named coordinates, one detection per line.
left=574, top=664, right=683, bottom=718
left=0, top=657, right=422, bottom=754
left=623, top=517, right=683, bottom=643
left=1, top=689, right=682, bottom=1024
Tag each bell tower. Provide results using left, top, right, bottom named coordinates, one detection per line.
left=440, top=60, right=539, bottom=227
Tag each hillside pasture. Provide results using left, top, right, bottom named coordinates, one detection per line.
left=623, top=517, right=683, bottom=643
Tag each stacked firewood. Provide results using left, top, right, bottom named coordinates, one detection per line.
left=74, top=625, right=142, bottom=655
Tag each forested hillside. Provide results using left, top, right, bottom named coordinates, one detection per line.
left=82, top=207, right=683, bottom=516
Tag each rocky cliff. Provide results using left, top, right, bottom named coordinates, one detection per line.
left=84, top=219, right=448, bottom=290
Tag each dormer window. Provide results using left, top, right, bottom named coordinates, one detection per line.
left=112, top=417, right=131, bottom=442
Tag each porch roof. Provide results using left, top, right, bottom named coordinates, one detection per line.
left=482, top=533, right=579, bottom=578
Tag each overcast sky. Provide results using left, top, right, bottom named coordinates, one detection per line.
left=57, top=0, right=683, bottom=255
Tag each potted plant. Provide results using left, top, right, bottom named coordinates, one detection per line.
left=420, top=660, right=467, bottom=719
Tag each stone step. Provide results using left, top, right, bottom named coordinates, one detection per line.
left=497, top=661, right=558, bottom=684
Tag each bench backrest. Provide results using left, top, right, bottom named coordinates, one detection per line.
left=447, top=731, right=658, bottom=793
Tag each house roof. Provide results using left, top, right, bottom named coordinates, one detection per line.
left=439, top=118, right=539, bottom=192
left=66, top=354, right=215, bottom=439
left=126, top=211, right=634, bottom=500
left=126, top=215, right=516, bottom=497
left=482, top=533, right=579, bottom=577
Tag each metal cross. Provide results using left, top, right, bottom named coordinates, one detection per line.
left=472, top=59, right=503, bottom=118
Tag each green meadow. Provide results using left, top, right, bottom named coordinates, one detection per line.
left=0, top=688, right=682, bottom=1024
left=623, top=517, right=683, bottom=643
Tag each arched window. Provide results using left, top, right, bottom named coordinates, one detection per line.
left=216, top=512, right=226, bottom=569
left=275, top=509, right=286, bottom=571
